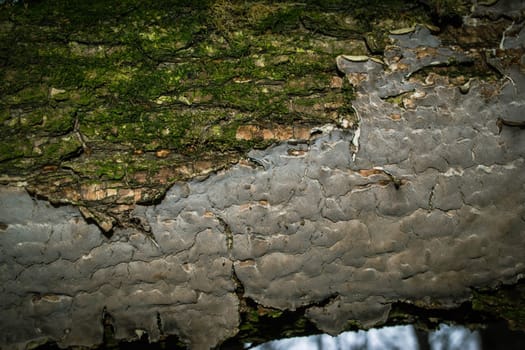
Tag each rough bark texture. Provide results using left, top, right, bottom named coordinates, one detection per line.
left=0, top=0, right=372, bottom=231
left=1, top=0, right=525, bottom=349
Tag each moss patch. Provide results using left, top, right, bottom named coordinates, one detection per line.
left=472, top=280, right=525, bottom=331
left=0, top=0, right=457, bottom=225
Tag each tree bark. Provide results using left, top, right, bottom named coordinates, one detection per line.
left=1, top=1, right=525, bottom=349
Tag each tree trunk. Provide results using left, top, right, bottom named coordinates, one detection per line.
left=1, top=1, right=524, bottom=349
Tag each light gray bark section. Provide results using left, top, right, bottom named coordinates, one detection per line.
left=1, top=23, right=525, bottom=350
left=0, top=186, right=239, bottom=350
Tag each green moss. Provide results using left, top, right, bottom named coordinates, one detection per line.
left=425, top=0, right=469, bottom=20
left=0, top=138, right=31, bottom=162
left=95, top=161, right=127, bottom=181
left=256, top=7, right=302, bottom=34
left=0, top=0, right=438, bottom=208
left=233, top=300, right=320, bottom=346
left=40, top=136, right=82, bottom=161
left=43, top=107, right=76, bottom=135
left=472, top=281, right=525, bottom=330
left=385, top=91, right=413, bottom=108
left=3, top=85, right=48, bottom=105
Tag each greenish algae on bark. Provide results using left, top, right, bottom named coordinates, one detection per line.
left=0, top=0, right=436, bottom=229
